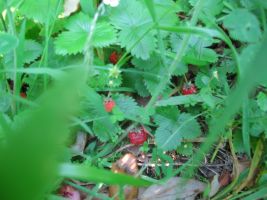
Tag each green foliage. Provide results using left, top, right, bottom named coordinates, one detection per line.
left=0, top=32, right=18, bottom=54
left=223, top=9, right=262, bottom=43
left=154, top=107, right=201, bottom=150
left=83, top=88, right=119, bottom=142
left=256, top=92, right=267, bottom=112
left=0, top=0, right=267, bottom=199
left=109, top=0, right=178, bottom=60
left=55, top=13, right=116, bottom=55
left=170, top=34, right=218, bottom=65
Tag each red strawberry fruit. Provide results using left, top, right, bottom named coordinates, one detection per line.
left=128, top=127, right=148, bottom=145
left=109, top=51, right=119, bottom=65
left=104, top=99, right=116, bottom=112
left=20, top=92, right=27, bottom=98
left=181, top=83, right=197, bottom=95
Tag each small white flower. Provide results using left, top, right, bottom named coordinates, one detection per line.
left=103, top=0, right=120, bottom=7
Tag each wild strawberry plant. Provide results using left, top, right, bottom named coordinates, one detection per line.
left=0, top=0, right=267, bottom=199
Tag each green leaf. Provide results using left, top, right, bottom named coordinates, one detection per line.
left=60, top=163, right=151, bottom=186
left=24, top=40, right=42, bottom=64
left=170, top=34, right=218, bottom=65
left=256, top=92, right=267, bottom=112
left=223, top=9, right=262, bottom=43
left=189, top=0, right=223, bottom=17
left=132, top=54, right=171, bottom=95
left=177, top=142, right=194, bottom=156
left=233, top=131, right=246, bottom=153
left=155, top=113, right=201, bottom=150
left=109, top=0, right=178, bottom=59
left=83, top=87, right=119, bottom=142
left=113, top=94, right=140, bottom=120
left=55, top=13, right=117, bottom=55
left=19, top=0, right=63, bottom=24
left=155, top=94, right=202, bottom=107
left=0, top=32, right=18, bottom=54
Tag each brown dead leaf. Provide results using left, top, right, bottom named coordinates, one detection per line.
left=219, top=170, right=231, bottom=187
left=63, top=0, right=80, bottom=17
left=209, top=174, right=220, bottom=197
left=139, top=177, right=206, bottom=200
left=109, top=153, right=138, bottom=200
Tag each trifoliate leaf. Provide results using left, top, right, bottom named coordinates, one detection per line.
left=257, top=92, right=267, bottom=112
left=109, top=0, right=155, bottom=60
left=55, top=13, right=116, bottom=55
left=109, top=0, right=178, bottom=59
left=155, top=113, right=201, bottom=150
left=0, top=32, right=18, bottom=54
left=19, top=0, right=63, bottom=24
left=223, top=9, right=262, bottom=43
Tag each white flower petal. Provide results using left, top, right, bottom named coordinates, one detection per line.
left=109, top=0, right=119, bottom=7
left=103, top=0, right=111, bottom=5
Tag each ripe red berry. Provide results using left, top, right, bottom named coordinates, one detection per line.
left=20, top=92, right=27, bottom=98
left=181, top=83, right=197, bottom=95
left=109, top=51, right=119, bottom=65
left=128, top=127, right=148, bottom=145
left=104, top=99, right=116, bottom=112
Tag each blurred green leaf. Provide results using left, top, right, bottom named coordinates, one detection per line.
left=256, top=92, right=267, bottom=112
left=60, top=163, right=151, bottom=186
left=55, top=13, right=116, bottom=55
left=0, top=32, right=18, bottom=54
left=223, top=9, right=262, bottom=43
left=19, top=0, right=63, bottom=24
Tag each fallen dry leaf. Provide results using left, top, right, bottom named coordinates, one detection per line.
left=109, top=153, right=138, bottom=200
left=63, top=0, right=80, bottom=17
left=139, top=177, right=206, bottom=200
left=219, top=170, right=231, bottom=188
left=71, top=132, right=87, bottom=154
left=209, top=174, right=220, bottom=197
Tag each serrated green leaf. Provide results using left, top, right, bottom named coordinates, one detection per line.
left=55, top=13, right=116, bottom=55
left=0, top=32, right=18, bottom=54
left=189, top=0, right=223, bottom=17
left=113, top=94, right=140, bottom=120
left=109, top=0, right=178, bottom=59
left=223, top=9, right=262, bottom=43
left=155, top=113, right=201, bottom=150
left=24, top=40, right=42, bottom=64
left=132, top=54, right=171, bottom=95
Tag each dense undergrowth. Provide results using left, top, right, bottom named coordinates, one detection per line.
left=0, top=0, right=267, bottom=199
